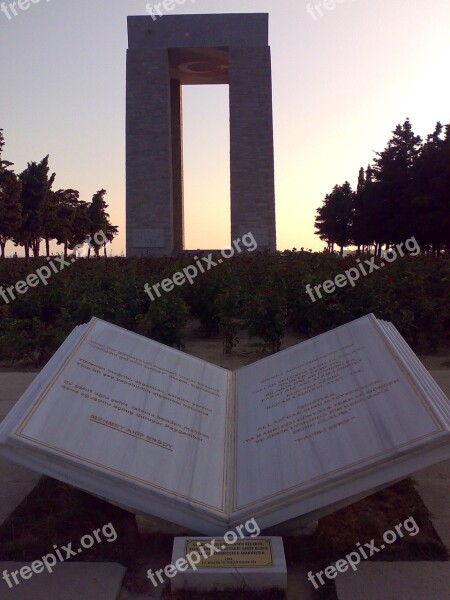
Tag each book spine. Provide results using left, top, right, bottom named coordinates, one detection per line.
left=224, top=369, right=237, bottom=522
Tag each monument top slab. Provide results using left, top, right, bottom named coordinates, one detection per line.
left=127, top=13, right=269, bottom=50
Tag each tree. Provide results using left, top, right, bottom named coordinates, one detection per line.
left=18, top=156, right=55, bottom=257
left=0, top=133, right=120, bottom=258
left=352, top=165, right=379, bottom=254
left=51, top=189, right=83, bottom=257
left=372, top=119, right=422, bottom=249
left=314, top=117, right=449, bottom=257
left=87, top=189, right=117, bottom=257
left=315, top=182, right=354, bottom=256
left=41, top=189, right=62, bottom=257
left=103, top=223, right=119, bottom=258
left=69, top=199, right=91, bottom=254
left=0, top=130, right=22, bottom=258
left=412, top=122, right=450, bottom=255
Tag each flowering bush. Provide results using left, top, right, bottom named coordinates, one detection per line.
left=0, top=252, right=448, bottom=363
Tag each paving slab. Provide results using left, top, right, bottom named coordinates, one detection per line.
left=285, top=567, right=316, bottom=600
left=0, top=372, right=37, bottom=404
left=412, top=371, right=450, bottom=549
left=428, top=369, right=450, bottom=393
left=414, top=459, right=450, bottom=484
left=0, top=468, right=42, bottom=524
left=0, top=562, right=126, bottom=599
left=0, top=373, right=38, bottom=421
left=415, top=477, right=450, bottom=518
left=0, top=374, right=41, bottom=525
left=335, top=562, right=450, bottom=600
left=0, top=382, right=35, bottom=422
left=414, top=458, right=450, bottom=550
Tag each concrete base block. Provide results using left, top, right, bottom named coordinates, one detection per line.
left=335, top=562, right=450, bottom=600
left=0, top=562, right=126, bottom=600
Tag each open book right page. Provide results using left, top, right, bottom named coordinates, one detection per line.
left=376, top=319, right=450, bottom=425
left=232, top=314, right=448, bottom=516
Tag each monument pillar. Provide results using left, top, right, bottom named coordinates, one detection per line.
left=126, top=48, right=174, bottom=256
left=229, top=46, right=276, bottom=252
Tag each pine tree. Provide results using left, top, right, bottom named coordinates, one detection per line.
left=372, top=119, right=422, bottom=248
left=315, top=182, right=354, bottom=256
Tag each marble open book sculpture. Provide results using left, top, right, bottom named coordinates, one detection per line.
left=1, top=314, right=449, bottom=534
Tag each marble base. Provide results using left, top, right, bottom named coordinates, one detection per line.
left=170, top=536, right=287, bottom=591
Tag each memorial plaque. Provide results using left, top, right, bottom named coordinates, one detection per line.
left=184, top=538, right=273, bottom=568
left=132, top=229, right=165, bottom=248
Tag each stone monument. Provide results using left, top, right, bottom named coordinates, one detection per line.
left=126, top=13, right=277, bottom=256
left=1, top=315, right=449, bottom=535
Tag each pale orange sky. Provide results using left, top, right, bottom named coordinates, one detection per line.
left=1, top=0, right=449, bottom=255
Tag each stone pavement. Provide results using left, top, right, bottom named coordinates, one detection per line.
left=0, top=373, right=40, bottom=524
left=414, top=370, right=450, bottom=554
left=0, top=562, right=126, bottom=599
left=335, top=562, right=450, bottom=600
left=333, top=368, right=450, bottom=600
left=0, top=370, right=449, bottom=599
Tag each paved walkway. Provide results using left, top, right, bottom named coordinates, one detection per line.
left=0, top=562, right=126, bottom=599
left=0, top=374, right=40, bottom=524
left=0, top=371, right=449, bottom=599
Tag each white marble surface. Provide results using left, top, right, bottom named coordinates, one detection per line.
left=235, top=316, right=448, bottom=509
left=0, top=320, right=232, bottom=530
left=0, top=315, right=448, bottom=535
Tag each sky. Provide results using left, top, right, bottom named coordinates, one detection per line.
left=1, top=0, right=449, bottom=255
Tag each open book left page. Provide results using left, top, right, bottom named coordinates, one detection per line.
left=0, top=318, right=233, bottom=529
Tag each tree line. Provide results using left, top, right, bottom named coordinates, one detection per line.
left=0, top=129, right=118, bottom=258
left=315, top=119, right=450, bottom=256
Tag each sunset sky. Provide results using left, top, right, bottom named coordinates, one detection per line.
left=1, top=0, right=449, bottom=255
